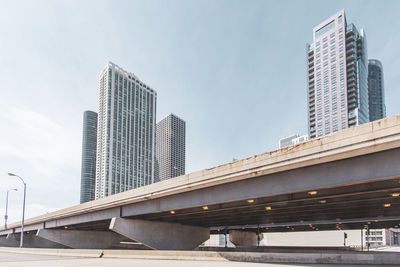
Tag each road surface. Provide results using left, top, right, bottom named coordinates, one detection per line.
left=1, top=251, right=399, bottom=267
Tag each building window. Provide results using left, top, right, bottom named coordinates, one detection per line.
left=338, top=15, right=343, bottom=25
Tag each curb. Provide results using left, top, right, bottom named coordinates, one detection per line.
left=0, top=247, right=102, bottom=258
left=102, top=250, right=227, bottom=261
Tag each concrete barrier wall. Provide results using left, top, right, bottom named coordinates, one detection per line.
left=264, top=230, right=362, bottom=247
left=219, top=251, right=400, bottom=265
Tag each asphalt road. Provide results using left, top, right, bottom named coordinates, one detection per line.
left=1, top=252, right=399, bottom=267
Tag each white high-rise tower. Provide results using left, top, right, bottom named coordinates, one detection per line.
left=95, top=62, right=157, bottom=199
left=307, top=10, right=369, bottom=139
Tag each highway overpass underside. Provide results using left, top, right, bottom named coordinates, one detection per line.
left=6, top=147, right=396, bottom=249
left=51, top=175, right=400, bottom=233
left=122, top=147, right=400, bottom=232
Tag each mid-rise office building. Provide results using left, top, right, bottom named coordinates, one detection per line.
left=80, top=111, right=98, bottom=203
left=368, top=59, right=386, bottom=121
left=95, top=62, right=157, bottom=199
left=307, top=10, right=369, bottom=139
left=279, top=134, right=309, bottom=149
left=155, top=113, right=185, bottom=182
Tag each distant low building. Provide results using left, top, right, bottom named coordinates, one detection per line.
left=201, top=234, right=234, bottom=247
left=279, top=134, right=309, bottom=149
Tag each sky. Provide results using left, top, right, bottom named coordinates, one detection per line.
left=0, top=0, right=399, bottom=224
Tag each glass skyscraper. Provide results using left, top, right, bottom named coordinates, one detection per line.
left=307, top=10, right=369, bottom=139
left=368, top=59, right=386, bottom=121
left=95, top=62, right=157, bottom=199
left=155, top=113, right=185, bottom=182
left=80, top=110, right=98, bottom=203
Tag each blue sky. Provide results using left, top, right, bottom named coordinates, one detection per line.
left=0, top=0, right=399, bottom=223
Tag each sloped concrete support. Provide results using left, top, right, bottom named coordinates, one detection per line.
left=229, top=230, right=262, bottom=247
left=0, top=235, right=18, bottom=247
left=109, top=218, right=210, bottom=250
left=0, top=233, right=64, bottom=248
left=37, top=229, right=126, bottom=249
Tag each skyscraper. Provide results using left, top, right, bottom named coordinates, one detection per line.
left=307, top=10, right=369, bottom=139
left=95, top=62, right=157, bottom=199
left=155, top=113, right=185, bottom=182
left=368, top=59, right=386, bottom=121
left=80, top=111, right=98, bottom=203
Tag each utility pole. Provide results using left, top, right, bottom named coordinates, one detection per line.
left=361, top=229, right=363, bottom=251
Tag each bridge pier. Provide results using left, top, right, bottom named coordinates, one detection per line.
left=229, top=230, right=262, bottom=247
left=109, top=217, right=210, bottom=250
left=36, top=229, right=127, bottom=249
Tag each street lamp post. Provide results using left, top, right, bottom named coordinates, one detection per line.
left=4, top=188, right=18, bottom=229
left=7, top=173, right=26, bottom=248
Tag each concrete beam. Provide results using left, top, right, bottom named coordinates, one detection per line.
left=0, top=229, right=14, bottom=236
left=229, top=230, right=261, bottom=247
left=109, top=217, right=210, bottom=250
left=13, top=223, right=44, bottom=234
left=44, top=207, right=120, bottom=229
left=36, top=229, right=126, bottom=249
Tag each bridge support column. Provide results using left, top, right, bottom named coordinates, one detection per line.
left=109, top=217, right=210, bottom=250
left=229, top=230, right=262, bottom=247
left=37, top=229, right=126, bottom=249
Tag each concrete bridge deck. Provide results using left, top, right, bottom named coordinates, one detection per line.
left=1, top=115, right=400, bottom=249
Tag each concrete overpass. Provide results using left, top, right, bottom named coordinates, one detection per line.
left=1, top=116, right=400, bottom=250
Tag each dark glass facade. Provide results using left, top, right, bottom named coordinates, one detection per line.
left=155, top=114, right=185, bottom=182
left=80, top=110, right=98, bottom=203
left=368, top=59, right=386, bottom=121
